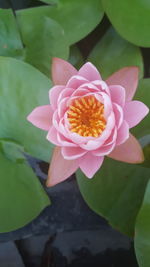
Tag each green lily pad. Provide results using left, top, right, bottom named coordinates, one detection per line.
left=0, top=56, right=53, bottom=162
left=17, top=0, right=104, bottom=46
left=0, top=146, right=50, bottom=233
left=0, top=9, right=24, bottom=60
left=0, top=139, right=26, bottom=164
left=102, top=0, right=150, bottom=47
left=23, top=16, right=69, bottom=77
left=135, top=180, right=150, bottom=267
left=88, top=27, right=144, bottom=80
left=77, top=158, right=150, bottom=236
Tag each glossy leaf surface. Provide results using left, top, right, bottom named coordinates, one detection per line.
left=135, top=180, right=150, bottom=267
left=17, top=0, right=104, bottom=45
left=88, top=27, right=144, bottom=80
left=77, top=158, right=150, bottom=236
left=0, top=57, right=53, bottom=162
left=102, top=0, right=150, bottom=47
left=0, top=146, right=50, bottom=233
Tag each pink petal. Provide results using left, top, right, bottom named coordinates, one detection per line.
left=80, top=82, right=100, bottom=92
left=66, top=75, right=88, bottom=89
left=109, top=85, right=125, bottom=107
left=62, top=146, right=86, bottom=160
left=58, top=87, right=74, bottom=104
left=79, top=153, right=104, bottom=178
left=92, top=128, right=117, bottom=156
left=49, top=85, right=65, bottom=110
left=27, top=105, right=53, bottom=131
left=58, top=97, right=69, bottom=118
left=92, top=142, right=115, bottom=156
left=116, top=120, right=129, bottom=145
left=92, top=80, right=110, bottom=95
left=47, top=146, right=79, bottom=187
left=57, top=132, right=77, bottom=147
left=108, top=134, right=144, bottom=163
left=51, top=58, right=77, bottom=85
left=106, top=67, right=139, bottom=101
left=78, top=62, right=102, bottom=81
left=103, top=127, right=117, bottom=146
left=47, top=126, right=60, bottom=145
left=71, top=88, right=90, bottom=97
left=113, top=103, right=123, bottom=129
left=124, top=101, right=149, bottom=128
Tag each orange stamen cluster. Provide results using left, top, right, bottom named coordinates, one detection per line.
left=67, top=96, right=106, bottom=137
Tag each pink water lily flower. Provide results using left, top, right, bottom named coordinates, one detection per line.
left=27, top=58, right=149, bottom=187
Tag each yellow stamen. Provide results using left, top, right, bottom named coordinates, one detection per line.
left=67, top=96, right=106, bottom=137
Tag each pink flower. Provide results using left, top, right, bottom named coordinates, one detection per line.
left=27, top=58, right=149, bottom=187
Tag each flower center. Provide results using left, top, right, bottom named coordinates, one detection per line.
left=67, top=96, right=106, bottom=137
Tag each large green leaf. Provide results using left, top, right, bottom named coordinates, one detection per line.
left=0, top=144, right=50, bottom=233
left=77, top=158, right=150, bottom=236
left=102, top=0, right=150, bottom=47
left=0, top=56, right=53, bottom=162
left=135, top=179, right=150, bottom=267
left=88, top=27, right=144, bottom=80
left=0, top=9, right=24, bottom=60
left=17, top=0, right=104, bottom=46
left=23, top=16, right=69, bottom=77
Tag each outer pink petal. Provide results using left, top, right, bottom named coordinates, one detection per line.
left=109, top=85, right=125, bottom=107
left=106, top=67, right=139, bottom=101
left=27, top=105, right=53, bottom=131
left=116, top=120, right=129, bottom=145
left=51, top=58, right=77, bottom=85
left=124, top=101, right=149, bottom=128
left=49, top=85, right=65, bottom=110
left=79, top=153, right=104, bottom=178
left=62, top=146, right=86, bottom=160
left=108, top=134, right=144, bottom=163
left=78, top=62, right=102, bottom=81
left=47, top=146, right=79, bottom=187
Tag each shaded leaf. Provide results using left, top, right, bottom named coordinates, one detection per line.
left=37, top=0, right=59, bottom=4
left=0, top=9, right=24, bottom=60
left=0, top=149, right=50, bottom=233
left=0, top=139, right=26, bottom=164
left=69, top=45, right=84, bottom=69
left=88, top=27, right=144, bottom=80
left=77, top=158, right=150, bottom=236
left=135, top=180, right=150, bottom=267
